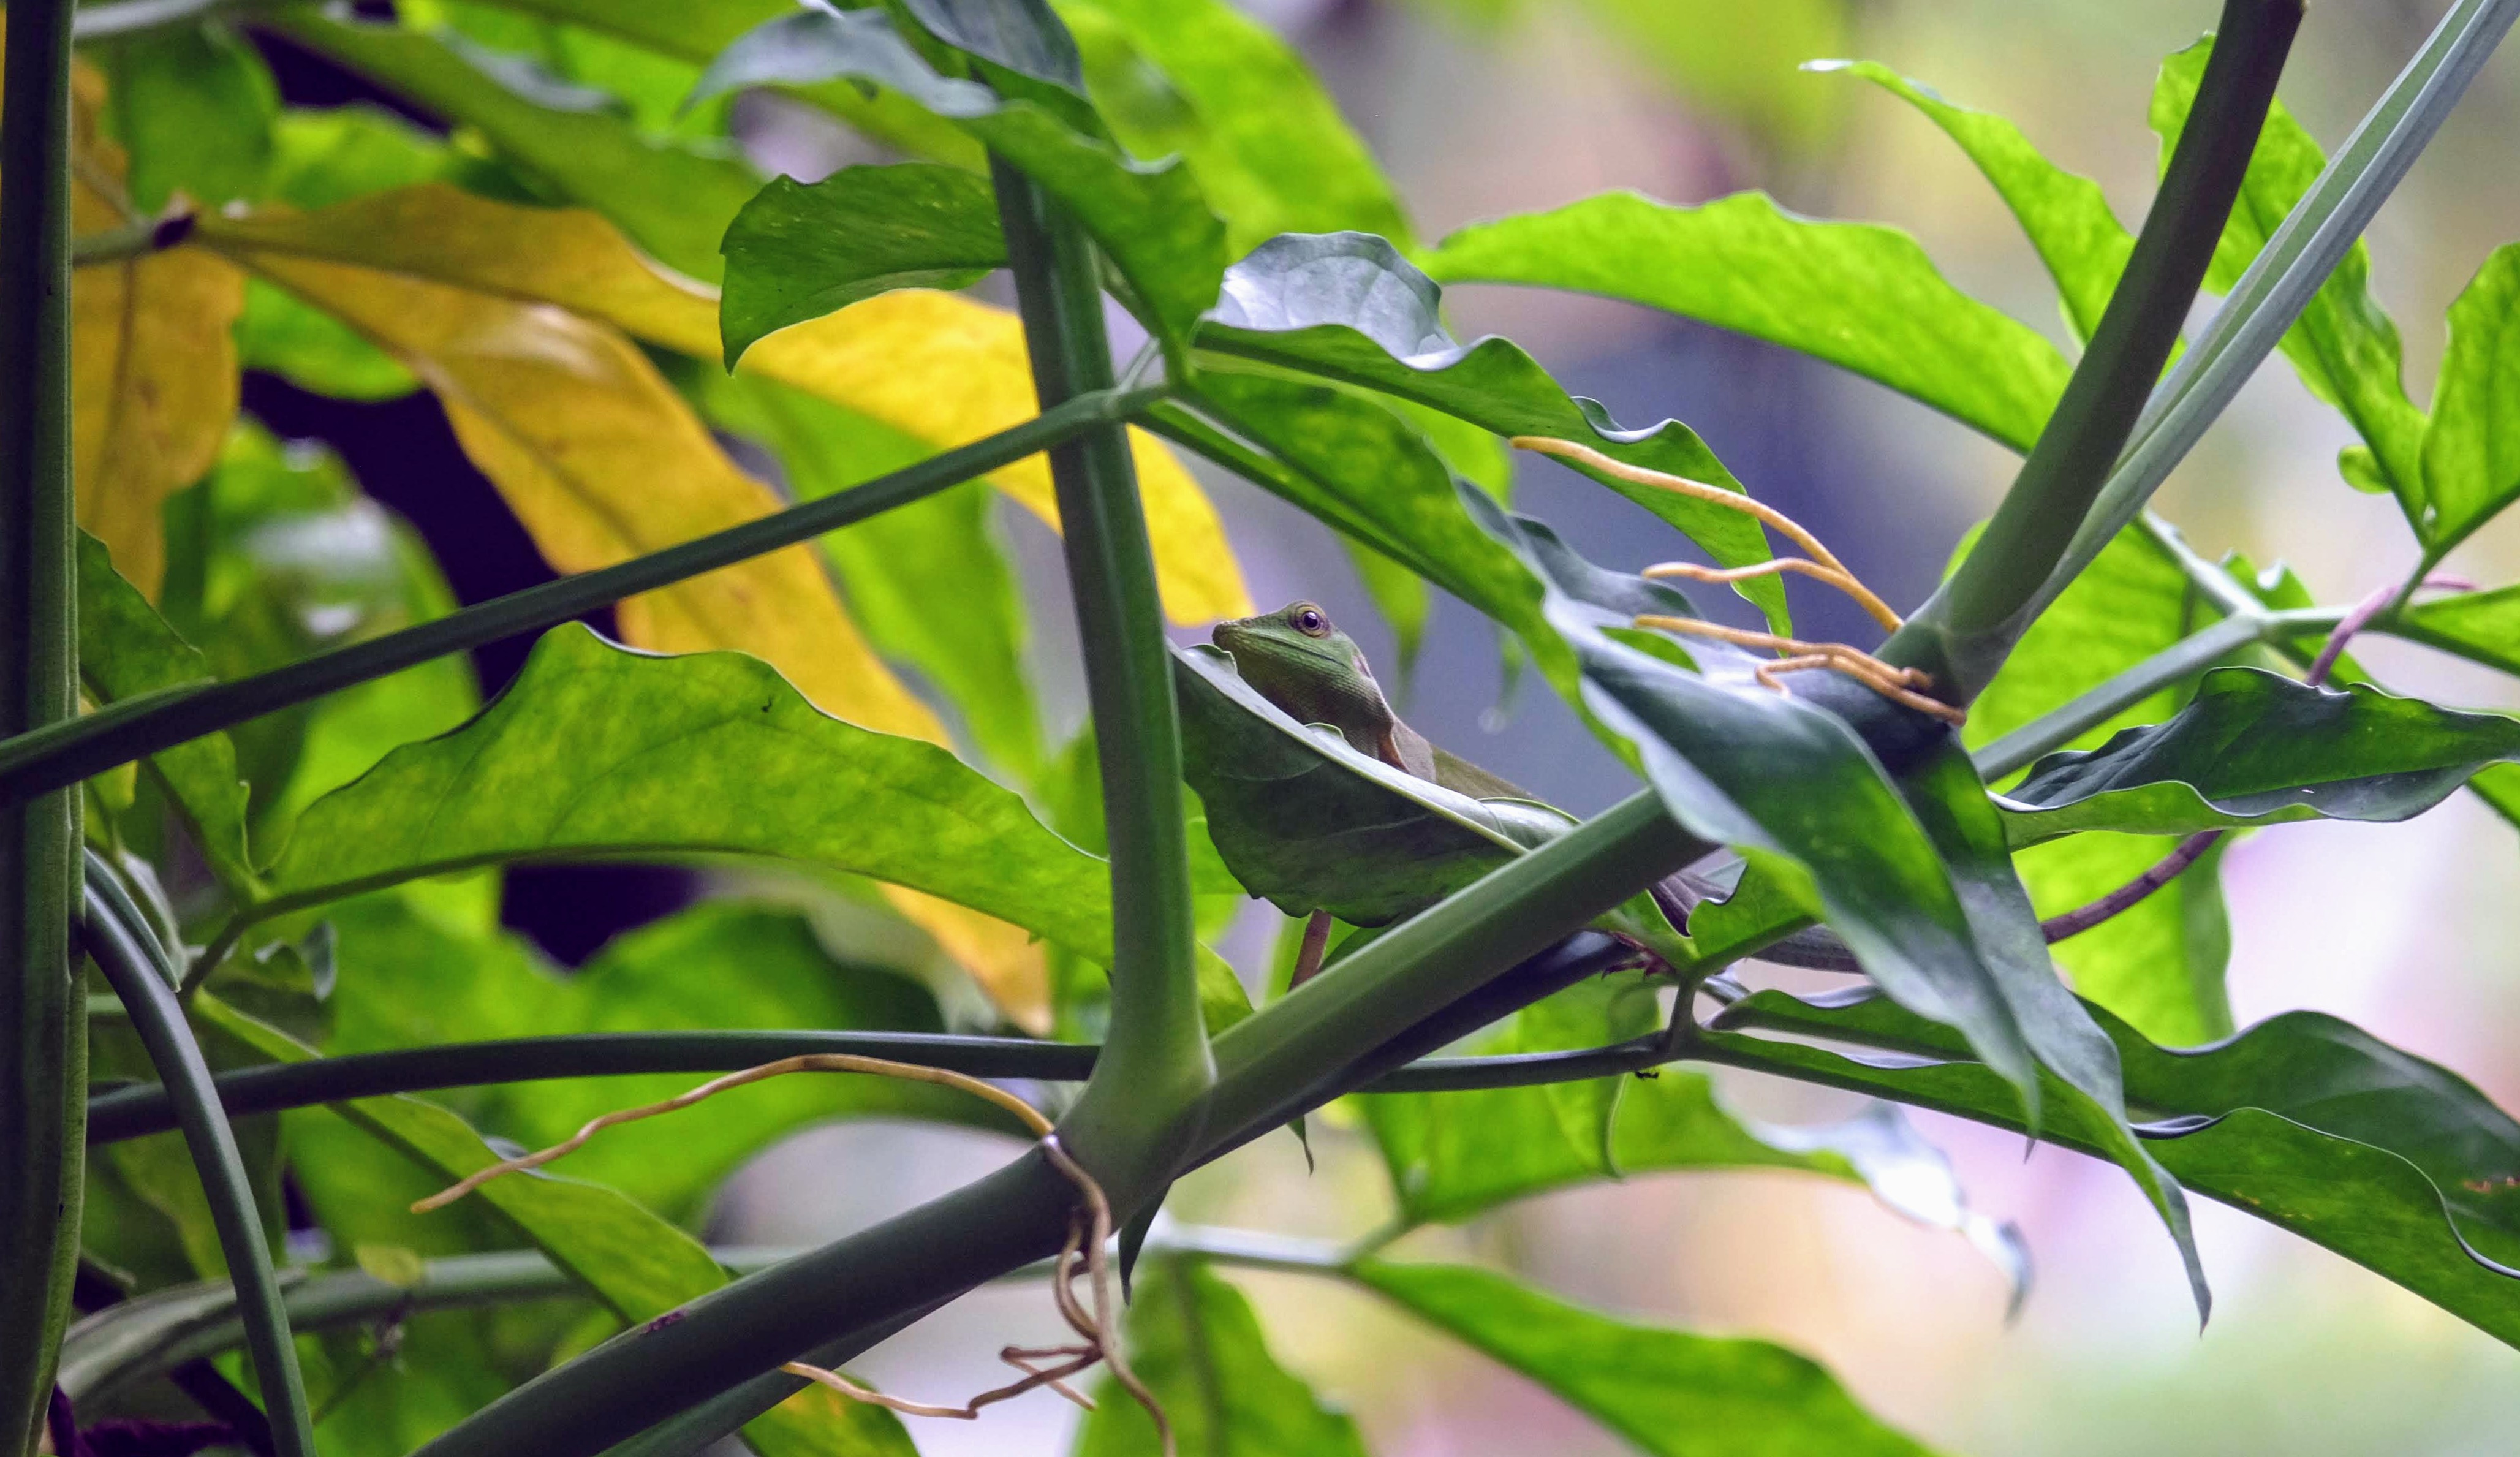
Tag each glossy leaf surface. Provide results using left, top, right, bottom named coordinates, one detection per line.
left=717, top=164, right=1005, bottom=366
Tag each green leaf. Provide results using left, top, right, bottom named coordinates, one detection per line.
left=717, top=165, right=1005, bottom=366
left=691, top=5, right=1224, bottom=347
left=692, top=371, right=1046, bottom=782
left=98, top=20, right=278, bottom=212
left=1818, top=59, right=2130, bottom=343
left=1423, top=190, right=2069, bottom=453
left=75, top=529, right=255, bottom=893
left=1999, top=667, right=2520, bottom=844
left=255, top=624, right=1252, bottom=1031
left=272, top=10, right=764, bottom=280
left=2400, top=580, right=2520, bottom=677
left=1197, top=232, right=1787, bottom=631
left=2153, top=38, right=2427, bottom=512
left=235, top=278, right=420, bottom=401
left=267, top=104, right=452, bottom=210
left=1711, top=986, right=2520, bottom=1342
left=1472, top=488, right=2207, bottom=1308
left=1350, top=1262, right=1935, bottom=1457
left=2418, top=244, right=2520, bottom=551
left=1058, top=0, right=1413, bottom=255
left=1963, top=523, right=2233, bottom=1045
left=1075, top=1259, right=1368, bottom=1457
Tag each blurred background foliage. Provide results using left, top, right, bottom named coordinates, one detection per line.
left=56, top=0, right=2520, bottom=1453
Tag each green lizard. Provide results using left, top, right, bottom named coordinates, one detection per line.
left=1210, top=601, right=1858, bottom=985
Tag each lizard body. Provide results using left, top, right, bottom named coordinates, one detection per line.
left=1211, top=602, right=1860, bottom=978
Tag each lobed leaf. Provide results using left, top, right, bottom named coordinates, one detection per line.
left=1999, top=667, right=2520, bottom=844
left=1199, top=232, right=1788, bottom=630
left=255, top=625, right=1252, bottom=1032
left=1076, top=1259, right=1368, bottom=1457
left=2152, top=38, right=2427, bottom=510
left=718, top=164, right=1005, bottom=365
left=690, top=4, right=1225, bottom=347
left=1425, top=189, right=2068, bottom=453
left=2419, top=244, right=2520, bottom=552
left=1350, top=1261, right=1936, bottom=1457
left=1711, top=985, right=2520, bottom=1341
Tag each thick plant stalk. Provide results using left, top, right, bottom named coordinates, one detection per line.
left=1886, top=0, right=2303, bottom=698
left=81, top=866, right=316, bottom=1457
left=0, top=383, right=1160, bottom=807
left=993, top=156, right=1214, bottom=1192
left=0, top=2, right=85, bottom=1451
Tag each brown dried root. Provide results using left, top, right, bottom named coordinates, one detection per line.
left=1631, top=614, right=1967, bottom=726
left=411, top=1056, right=1173, bottom=1453
left=1513, top=436, right=1904, bottom=632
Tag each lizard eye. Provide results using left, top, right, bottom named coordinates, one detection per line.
left=1293, top=606, right=1329, bottom=637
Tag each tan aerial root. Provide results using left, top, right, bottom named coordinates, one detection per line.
left=1630, top=615, right=1968, bottom=726
left=412, top=1055, right=1173, bottom=1454
left=1512, top=436, right=1904, bottom=632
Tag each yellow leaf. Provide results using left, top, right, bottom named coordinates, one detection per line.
left=224, top=251, right=943, bottom=744
left=59, top=55, right=243, bottom=599
left=199, top=184, right=1252, bottom=623
left=880, top=884, right=1050, bottom=1034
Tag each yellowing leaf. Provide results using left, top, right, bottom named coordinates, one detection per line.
left=198, top=184, right=1251, bottom=623
left=222, top=249, right=942, bottom=745
left=879, top=884, right=1050, bottom=1034
left=59, top=55, right=243, bottom=598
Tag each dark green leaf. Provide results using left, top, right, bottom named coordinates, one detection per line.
left=99, top=20, right=277, bottom=212
left=1819, top=59, right=2128, bottom=342
left=1076, top=1259, right=1368, bottom=1457
left=717, top=165, right=1005, bottom=366
left=273, top=10, right=763, bottom=280
left=1710, top=986, right=2520, bottom=1341
left=1423, top=191, right=2068, bottom=453
left=692, top=371, right=1046, bottom=782
left=1061, top=0, right=1413, bottom=254
left=2153, top=38, right=2427, bottom=510
left=2418, top=244, right=2520, bottom=551
left=691, top=5, right=1224, bottom=345
left=1350, top=1262, right=1936, bottom=1457
left=76, top=529, right=255, bottom=892
left=1198, top=233, right=1787, bottom=630
left=1999, top=667, right=2520, bottom=843
left=255, top=624, right=1252, bottom=1031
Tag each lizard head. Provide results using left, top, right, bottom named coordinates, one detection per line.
left=1211, top=601, right=1396, bottom=747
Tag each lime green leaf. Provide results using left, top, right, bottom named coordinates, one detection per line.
left=272, top=9, right=763, bottom=279
left=1352, top=1262, right=1935, bottom=1456
left=1711, top=986, right=2520, bottom=1342
left=1964, top=523, right=2233, bottom=1045
left=1425, top=190, right=2068, bottom=453
left=1200, top=232, right=1787, bottom=630
left=692, top=5, right=1224, bottom=346
left=2154, top=38, right=2427, bottom=511
left=2401, top=580, right=2520, bottom=677
left=97, top=20, right=276, bottom=212
left=694, top=372, right=1046, bottom=782
left=1818, top=59, right=2129, bottom=343
left=256, top=624, right=1251, bottom=1031
left=717, top=165, right=1005, bottom=365
left=76, top=530, right=255, bottom=893
left=235, top=278, right=419, bottom=401
left=1076, top=1260, right=1368, bottom=1457
left=1060, top=0, right=1412, bottom=254
left=1999, top=668, right=2520, bottom=844
left=2418, top=244, right=2520, bottom=551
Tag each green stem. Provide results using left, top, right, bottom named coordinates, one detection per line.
left=0, top=2, right=85, bottom=1450
left=87, top=1023, right=1680, bottom=1146
left=1886, top=0, right=2302, bottom=698
left=81, top=863, right=316, bottom=1457
left=2064, top=0, right=2520, bottom=580
left=993, top=156, right=1213, bottom=1192
left=0, top=385, right=1160, bottom=808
